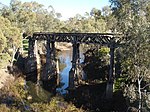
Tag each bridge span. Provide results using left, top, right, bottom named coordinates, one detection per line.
left=26, top=32, right=122, bottom=99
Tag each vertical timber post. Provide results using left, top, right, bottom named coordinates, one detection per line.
left=26, top=36, right=37, bottom=82
left=51, top=41, right=58, bottom=86
left=106, top=39, right=115, bottom=99
left=34, top=40, right=41, bottom=85
left=69, top=36, right=77, bottom=89
left=51, top=41, right=56, bottom=60
left=51, top=41, right=60, bottom=85
left=28, top=36, right=35, bottom=58
left=45, top=38, right=51, bottom=80
left=115, top=50, right=121, bottom=77
left=56, top=59, right=60, bottom=85
left=77, top=43, right=80, bottom=64
left=72, top=42, right=77, bottom=69
left=76, top=43, right=81, bottom=84
left=51, top=41, right=56, bottom=72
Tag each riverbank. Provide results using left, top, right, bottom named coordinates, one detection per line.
left=0, top=69, right=14, bottom=89
left=0, top=69, right=84, bottom=111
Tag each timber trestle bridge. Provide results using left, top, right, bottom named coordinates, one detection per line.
left=25, top=32, right=121, bottom=99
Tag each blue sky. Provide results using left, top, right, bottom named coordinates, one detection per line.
left=0, top=0, right=110, bottom=20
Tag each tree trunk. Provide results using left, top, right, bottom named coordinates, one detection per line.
left=11, top=46, right=17, bottom=67
left=138, top=77, right=142, bottom=112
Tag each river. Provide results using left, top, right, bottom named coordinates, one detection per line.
left=57, top=47, right=84, bottom=94
left=26, top=46, right=85, bottom=101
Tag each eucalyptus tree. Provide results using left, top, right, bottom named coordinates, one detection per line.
left=63, top=8, right=107, bottom=33
left=0, top=30, right=6, bottom=53
left=0, top=16, right=21, bottom=68
left=102, top=6, right=117, bottom=32
left=110, top=0, right=150, bottom=111
left=90, top=8, right=107, bottom=32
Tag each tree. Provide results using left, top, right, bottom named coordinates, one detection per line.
left=110, top=0, right=150, bottom=111
left=0, top=15, right=21, bottom=68
left=101, top=6, right=117, bottom=32
left=0, top=30, right=6, bottom=53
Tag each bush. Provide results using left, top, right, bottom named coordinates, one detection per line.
left=0, top=53, right=11, bottom=69
left=0, top=77, right=84, bottom=112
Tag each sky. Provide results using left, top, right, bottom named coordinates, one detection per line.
left=0, top=0, right=110, bottom=20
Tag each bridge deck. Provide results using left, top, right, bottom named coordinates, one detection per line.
left=32, top=32, right=121, bottom=46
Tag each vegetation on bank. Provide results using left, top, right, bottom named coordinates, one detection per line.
left=0, top=76, right=84, bottom=112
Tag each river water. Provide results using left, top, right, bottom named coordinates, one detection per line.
left=57, top=48, right=84, bottom=94
left=26, top=46, right=85, bottom=101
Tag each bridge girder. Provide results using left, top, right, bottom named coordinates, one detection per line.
left=32, top=32, right=121, bottom=46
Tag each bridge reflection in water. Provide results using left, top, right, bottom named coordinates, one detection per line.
left=57, top=47, right=85, bottom=94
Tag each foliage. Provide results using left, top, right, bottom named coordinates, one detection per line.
left=0, top=104, right=11, bottom=112
left=0, top=77, right=27, bottom=100
left=0, top=16, right=21, bottom=68
left=0, top=53, right=11, bottom=68
left=0, top=30, right=6, bottom=53
left=30, top=97, right=84, bottom=112
left=110, top=0, right=150, bottom=110
left=0, top=16, right=21, bottom=48
left=0, top=76, right=84, bottom=111
left=0, top=104, right=19, bottom=112
left=114, top=76, right=127, bottom=92
left=83, top=47, right=110, bottom=81
left=98, top=47, right=110, bottom=58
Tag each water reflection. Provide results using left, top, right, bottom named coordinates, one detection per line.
left=57, top=48, right=84, bottom=94
left=25, top=45, right=85, bottom=102
left=57, top=50, right=72, bottom=94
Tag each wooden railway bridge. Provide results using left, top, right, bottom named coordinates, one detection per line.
left=25, top=32, right=121, bottom=99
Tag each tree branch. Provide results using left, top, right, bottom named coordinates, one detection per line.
left=140, top=83, right=150, bottom=90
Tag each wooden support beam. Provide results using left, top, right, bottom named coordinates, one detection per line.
left=106, top=42, right=115, bottom=99
left=28, top=36, right=35, bottom=58
left=33, top=32, right=121, bottom=46
left=69, top=68, right=75, bottom=89
left=69, top=42, right=81, bottom=89
left=77, top=43, right=80, bottom=64
left=115, top=50, right=121, bottom=77
left=76, top=43, right=81, bottom=84
left=25, top=37, right=38, bottom=82
left=51, top=41, right=60, bottom=86
left=109, top=47, right=115, bottom=83
left=72, top=43, right=77, bottom=69
left=69, top=41, right=77, bottom=89
left=51, top=41, right=56, bottom=72
left=51, top=41, right=55, bottom=60
left=34, top=40, right=41, bottom=85
left=56, top=59, right=60, bottom=86
left=45, top=38, right=51, bottom=80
